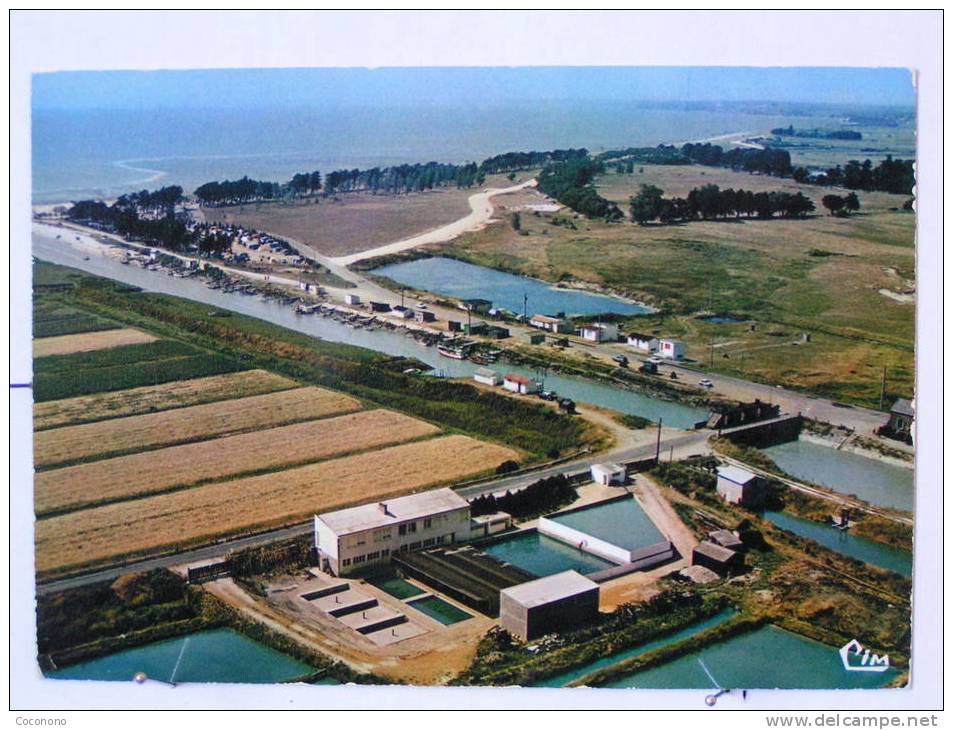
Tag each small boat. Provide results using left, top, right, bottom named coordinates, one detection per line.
left=437, top=345, right=467, bottom=360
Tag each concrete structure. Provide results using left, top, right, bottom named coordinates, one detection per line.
left=886, top=398, right=915, bottom=437
left=525, top=332, right=546, bottom=345
left=692, top=542, right=742, bottom=577
left=345, top=293, right=361, bottom=306
left=578, top=322, right=619, bottom=343
left=708, top=529, right=745, bottom=551
left=314, top=488, right=471, bottom=576
left=658, top=339, right=686, bottom=360
left=499, top=570, right=600, bottom=641
left=460, top=298, right=493, bottom=314
left=529, top=314, right=572, bottom=334
left=414, top=310, right=436, bottom=323
left=627, top=332, right=659, bottom=352
left=590, top=462, right=627, bottom=486
left=503, top=374, right=539, bottom=395
left=473, top=367, right=502, bottom=386
left=469, top=512, right=513, bottom=538
left=716, top=465, right=767, bottom=508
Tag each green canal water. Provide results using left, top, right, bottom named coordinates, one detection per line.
left=481, top=531, right=614, bottom=577
left=45, top=628, right=317, bottom=684
left=531, top=608, right=738, bottom=687
left=550, top=498, right=664, bottom=551
left=603, top=625, right=901, bottom=689
left=762, top=439, right=914, bottom=512
left=765, top=511, right=912, bottom=576
left=371, top=576, right=426, bottom=600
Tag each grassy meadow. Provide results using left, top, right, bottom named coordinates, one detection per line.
left=440, top=164, right=915, bottom=409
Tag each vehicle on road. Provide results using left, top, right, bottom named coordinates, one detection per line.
left=698, top=378, right=714, bottom=388
left=649, top=356, right=662, bottom=364
left=416, top=302, right=427, bottom=309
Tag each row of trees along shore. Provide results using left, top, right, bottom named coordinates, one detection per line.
left=191, top=148, right=589, bottom=207
left=629, top=183, right=816, bottom=224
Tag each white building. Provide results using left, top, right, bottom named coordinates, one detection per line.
left=716, top=465, right=766, bottom=508
left=529, top=314, right=571, bottom=334
left=345, top=293, right=362, bottom=306
left=503, top=374, right=539, bottom=395
left=590, top=463, right=627, bottom=486
left=473, top=367, right=502, bottom=386
left=658, top=339, right=686, bottom=360
left=578, top=323, right=619, bottom=343
left=626, top=332, right=659, bottom=352
left=314, top=488, right=471, bottom=576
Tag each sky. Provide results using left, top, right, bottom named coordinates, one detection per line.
left=32, top=66, right=915, bottom=111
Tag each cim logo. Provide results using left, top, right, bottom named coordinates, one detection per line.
left=839, top=639, right=890, bottom=673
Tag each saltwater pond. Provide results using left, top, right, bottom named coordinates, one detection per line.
left=603, top=625, right=901, bottom=689
left=762, top=438, right=914, bottom=512
left=45, top=628, right=316, bottom=684
left=549, top=498, right=664, bottom=551
left=33, top=232, right=707, bottom=430
left=765, top=511, right=911, bottom=577
left=531, top=608, right=738, bottom=688
left=371, top=256, right=651, bottom=317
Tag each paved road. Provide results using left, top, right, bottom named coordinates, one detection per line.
left=35, top=430, right=711, bottom=597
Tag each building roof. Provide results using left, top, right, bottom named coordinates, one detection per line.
left=316, top=487, right=469, bottom=537
left=474, top=367, right=499, bottom=378
left=530, top=314, right=563, bottom=324
left=592, top=462, right=625, bottom=473
left=693, top=541, right=738, bottom=563
left=627, top=332, right=657, bottom=341
left=500, top=570, right=598, bottom=608
left=709, top=529, right=744, bottom=549
left=717, top=464, right=759, bottom=486
left=504, top=374, right=531, bottom=384
left=891, top=398, right=915, bottom=417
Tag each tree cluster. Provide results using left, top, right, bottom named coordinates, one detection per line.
left=468, top=474, right=577, bottom=519
left=193, top=176, right=282, bottom=206
left=478, top=148, right=588, bottom=174
left=771, top=125, right=862, bottom=140
left=820, top=192, right=861, bottom=216
left=681, top=142, right=794, bottom=177
left=536, top=157, right=623, bottom=219
left=67, top=186, right=193, bottom=250
left=629, top=182, right=815, bottom=224
left=805, top=156, right=914, bottom=196
left=322, top=161, right=483, bottom=195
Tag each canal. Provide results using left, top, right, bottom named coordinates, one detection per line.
left=762, top=438, right=914, bottom=512
left=764, top=511, right=912, bottom=577
left=32, top=230, right=706, bottom=429
left=45, top=628, right=320, bottom=684
left=601, top=624, right=901, bottom=689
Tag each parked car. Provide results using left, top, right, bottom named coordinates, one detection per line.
left=649, top=356, right=663, bottom=364
left=416, top=302, right=428, bottom=309
left=698, top=378, right=714, bottom=388
left=539, top=390, right=557, bottom=401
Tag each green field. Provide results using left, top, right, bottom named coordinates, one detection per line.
left=440, top=164, right=915, bottom=409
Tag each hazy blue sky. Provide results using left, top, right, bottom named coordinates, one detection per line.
left=33, top=66, right=914, bottom=111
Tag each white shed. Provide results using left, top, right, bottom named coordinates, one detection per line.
left=473, top=367, right=502, bottom=386
left=590, top=463, right=627, bottom=486
left=345, top=293, right=362, bottom=306
left=658, top=339, right=686, bottom=360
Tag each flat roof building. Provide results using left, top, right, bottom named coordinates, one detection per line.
left=590, top=462, right=627, bottom=486
left=499, top=570, right=600, bottom=641
left=314, top=488, right=471, bottom=576
left=473, top=367, right=502, bottom=386
left=708, top=529, right=745, bottom=551
left=716, top=464, right=767, bottom=508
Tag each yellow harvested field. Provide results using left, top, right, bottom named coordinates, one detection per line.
left=33, top=328, right=157, bottom=357
left=34, top=386, right=361, bottom=468
left=33, top=369, right=298, bottom=431
left=35, top=409, right=440, bottom=515
left=35, top=435, right=518, bottom=573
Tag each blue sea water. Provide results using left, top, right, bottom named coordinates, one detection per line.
left=32, top=102, right=815, bottom=203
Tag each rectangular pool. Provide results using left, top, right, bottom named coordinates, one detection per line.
left=407, top=595, right=472, bottom=625
left=481, top=531, right=615, bottom=577
left=549, top=498, right=665, bottom=551
left=371, top=577, right=426, bottom=600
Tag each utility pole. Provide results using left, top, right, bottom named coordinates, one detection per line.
left=655, top=418, right=663, bottom=463
left=400, top=288, right=405, bottom=308
left=523, top=292, right=528, bottom=321
left=879, top=365, right=887, bottom=410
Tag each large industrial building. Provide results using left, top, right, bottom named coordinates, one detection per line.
left=314, top=488, right=471, bottom=576
left=499, top=570, right=600, bottom=641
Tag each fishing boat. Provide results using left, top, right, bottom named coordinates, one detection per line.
left=437, top=344, right=467, bottom=360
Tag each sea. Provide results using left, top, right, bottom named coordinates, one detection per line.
left=32, top=101, right=825, bottom=205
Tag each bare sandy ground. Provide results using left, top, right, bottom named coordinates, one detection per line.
left=331, top=179, right=537, bottom=266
